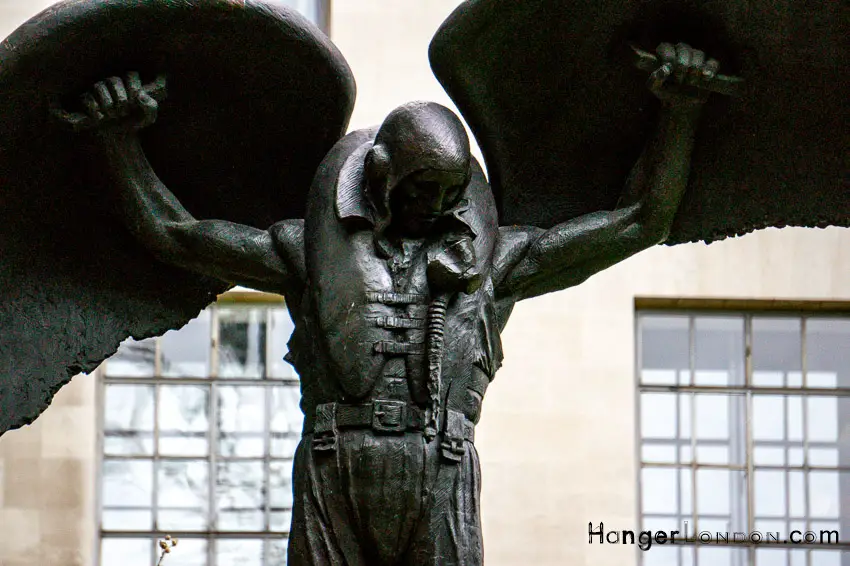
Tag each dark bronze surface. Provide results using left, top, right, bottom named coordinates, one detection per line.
left=0, top=0, right=354, bottom=433
left=430, top=0, right=849, bottom=243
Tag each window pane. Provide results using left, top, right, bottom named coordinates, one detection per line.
left=755, top=548, right=788, bottom=565
left=754, top=470, right=786, bottom=518
left=105, top=337, right=156, bottom=377
left=102, top=509, right=152, bottom=531
left=269, top=462, right=293, bottom=532
left=104, top=385, right=154, bottom=455
left=752, top=317, right=801, bottom=378
left=216, top=461, right=265, bottom=531
left=103, top=460, right=153, bottom=507
left=101, top=539, right=152, bottom=566
left=163, top=538, right=207, bottom=566
left=789, top=549, right=807, bottom=566
left=641, top=393, right=677, bottom=439
left=696, top=546, right=747, bottom=566
left=696, top=469, right=730, bottom=515
left=269, top=538, right=289, bottom=563
left=642, top=467, right=679, bottom=514
left=809, top=447, right=839, bottom=467
left=696, top=470, right=747, bottom=532
left=806, top=319, right=850, bottom=389
left=694, top=394, right=729, bottom=440
left=809, top=549, right=845, bottom=566
left=752, top=396, right=785, bottom=441
left=807, top=396, right=838, bottom=443
left=102, top=461, right=154, bottom=530
left=695, top=445, right=730, bottom=465
left=639, top=315, right=689, bottom=385
left=157, top=460, right=209, bottom=531
left=160, top=310, right=211, bottom=378
left=753, top=447, right=785, bottom=466
left=218, top=386, right=267, bottom=457
left=219, top=307, right=267, bottom=378
left=694, top=394, right=745, bottom=465
left=217, top=539, right=264, bottom=566
left=159, top=385, right=209, bottom=457
left=680, top=468, right=693, bottom=516
left=808, top=470, right=841, bottom=519
left=789, top=471, right=806, bottom=517
left=694, top=316, right=744, bottom=386
left=271, top=510, right=293, bottom=533
left=280, top=0, right=321, bottom=24
left=642, top=442, right=677, bottom=464
left=268, top=307, right=296, bottom=378
left=641, top=545, right=680, bottom=565
left=679, top=395, right=691, bottom=440
left=271, top=385, right=303, bottom=458
left=270, top=461, right=294, bottom=513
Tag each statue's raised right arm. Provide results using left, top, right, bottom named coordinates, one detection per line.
left=80, top=72, right=305, bottom=299
left=494, top=43, right=719, bottom=302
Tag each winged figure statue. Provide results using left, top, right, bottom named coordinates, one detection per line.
left=0, top=1, right=845, bottom=563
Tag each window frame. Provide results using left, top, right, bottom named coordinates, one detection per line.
left=95, top=291, right=301, bottom=566
left=634, top=303, right=850, bottom=565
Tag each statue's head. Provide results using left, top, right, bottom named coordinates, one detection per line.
left=365, top=101, right=471, bottom=237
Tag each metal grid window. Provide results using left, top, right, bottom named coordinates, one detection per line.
left=637, top=311, right=850, bottom=566
left=98, top=299, right=301, bottom=566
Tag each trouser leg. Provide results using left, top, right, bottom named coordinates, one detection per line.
left=406, top=440, right=484, bottom=566
left=287, top=436, right=364, bottom=566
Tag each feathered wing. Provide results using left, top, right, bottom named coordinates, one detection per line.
left=0, top=0, right=355, bottom=434
left=428, top=0, right=848, bottom=242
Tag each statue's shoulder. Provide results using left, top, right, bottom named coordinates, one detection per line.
left=306, top=127, right=378, bottom=229
left=312, top=127, right=379, bottom=189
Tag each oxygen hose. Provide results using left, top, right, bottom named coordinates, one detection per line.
left=424, top=293, right=449, bottom=440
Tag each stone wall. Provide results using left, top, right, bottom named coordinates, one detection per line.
left=0, top=377, right=97, bottom=566
left=0, top=2, right=848, bottom=566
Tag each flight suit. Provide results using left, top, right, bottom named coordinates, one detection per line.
left=285, top=128, right=505, bottom=566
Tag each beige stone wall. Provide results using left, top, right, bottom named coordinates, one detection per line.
left=1, top=2, right=848, bottom=566
left=0, top=376, right=97, bottom=566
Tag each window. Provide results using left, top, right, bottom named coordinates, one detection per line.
left=637, top=311, right=850, bottom=565
left=281, top=0, right=330, bottom=34
left=97, top=296, right=300, bottom=566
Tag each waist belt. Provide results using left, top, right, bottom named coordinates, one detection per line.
left=308, top=400, right=475, bottom=460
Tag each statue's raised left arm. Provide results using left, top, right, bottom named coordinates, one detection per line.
left=495, top=43, right=718, bottom=301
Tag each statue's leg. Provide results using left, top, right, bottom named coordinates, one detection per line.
left=287, top=435, right=364, bottom=566
left=405, top=439, right=484, bottom=566
left=288, top=430, right=431, bottom=565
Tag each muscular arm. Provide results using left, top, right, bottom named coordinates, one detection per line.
left=496, top=43, right=717, bottom=302
left=72, top=72, right=306, bottom=298
left=103, top=132, right=305, bottom=297
left=497, top=103, right=700, bottom=301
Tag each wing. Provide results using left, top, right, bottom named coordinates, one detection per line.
left=0, top=0, right=355, bottom=435
left=429, top=0, right=849, bottom=243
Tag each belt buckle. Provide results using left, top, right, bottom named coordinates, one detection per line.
left=372, top=400, right=407, bottom=433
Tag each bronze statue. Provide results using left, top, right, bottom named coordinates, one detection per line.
left=0, top=1, right=846, bottom=564
left=74, top=42, right=712, bottom=563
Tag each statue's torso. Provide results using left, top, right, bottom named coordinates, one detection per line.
left=288, top=128, right=506, bottom=429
